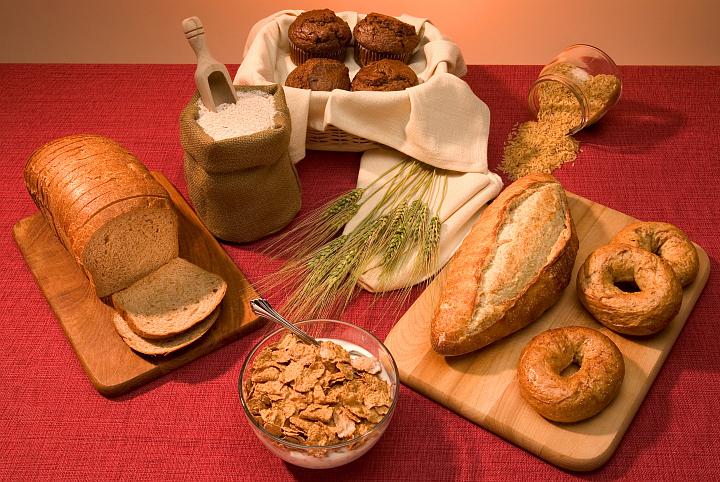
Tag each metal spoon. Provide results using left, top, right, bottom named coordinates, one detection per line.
left=249, top=298, right=365, bottom=358
left=250, top=297, right=320, bottom=346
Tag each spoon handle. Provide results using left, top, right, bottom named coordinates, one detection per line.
left=181, top=16, right=237, bottom=111
left=250, top=298, right=320, bottom=346
left=182, top=16, right=209, bottom=61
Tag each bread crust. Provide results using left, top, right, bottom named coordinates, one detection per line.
left=431, top=173, right=578, bottom=356
left=611, top=221, right=699, bottom=287
left=517, top=326, right=625, bottom=423
left=576, top=243, right=682, bottom=335
left=112, top=306, right=220, bottom=356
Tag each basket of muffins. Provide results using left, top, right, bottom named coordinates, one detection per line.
left=236, top=9, right=454, bottom=152
left=286, top=10, right=421, bottom=151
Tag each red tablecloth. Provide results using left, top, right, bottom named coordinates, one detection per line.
left=0, top=64, right=718, bottom=481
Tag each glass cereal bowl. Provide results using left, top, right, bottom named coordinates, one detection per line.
left=238, top=319, right=399, bottom=469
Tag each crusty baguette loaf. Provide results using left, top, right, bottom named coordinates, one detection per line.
left=111, top=258, right=227, bottom=340
left=24, top=135, right=179, bottom=297
left=113, top=306, right=220, bottom=356
left=431, top=173, right=578, bottom=356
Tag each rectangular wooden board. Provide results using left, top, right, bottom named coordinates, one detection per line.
left=13, top=172, right=260, bottom=397
left=384, top=192, right=710, bottom=471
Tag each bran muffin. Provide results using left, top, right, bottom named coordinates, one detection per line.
left=351, top=59, right=419, bottom=92
left=353, top=13, right=420, bottom=66
left=287, top=9, right=352, bottom=65
left=285, top=58, right=351, bottom=91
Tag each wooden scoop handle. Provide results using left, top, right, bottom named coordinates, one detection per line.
left=182, top=16, right=210, bottom=61
left=181, top=16, right=237, bottom=111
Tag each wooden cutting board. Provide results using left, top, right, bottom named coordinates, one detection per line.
left=384, top=192, right=710, bottom=471
left=13, top=172, right=261, bottom=397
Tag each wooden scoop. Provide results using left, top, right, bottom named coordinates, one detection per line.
left=182, top=16, right=237, bottom=112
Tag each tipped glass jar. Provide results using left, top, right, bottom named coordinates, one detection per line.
left=528, top=44, right=622, bottom=135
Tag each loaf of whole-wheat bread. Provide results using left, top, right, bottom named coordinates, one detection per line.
left=431, top=173, right=578, bottom=356
left=111, top=257, right=227, bottom=339
left=24, top=134, right=179, bottom=297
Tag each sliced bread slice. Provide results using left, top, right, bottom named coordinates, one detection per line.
left=111, top=257, right=227, bottom=339
left=113, top=306, right=220, bottom=356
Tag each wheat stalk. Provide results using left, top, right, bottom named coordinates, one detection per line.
left=261, top=188, right=364, bottom=261
left=423, top=215, right=441, bottom=264
left=308, top=235, right=348, bottom=268
left=409, top=202, right=428, bottom=242
left=381, top=202, right=409, bottom=267
left=352, top=215, right=390, bottom=276
left=323, top=249, right=358, bottom=289
left=322, top=188, right=363, bottom=218
left=261, top=157, right=449, bottom=321
left=283, top=216, right=390, bottom=319
left=284, top=248, right=357, bottom=320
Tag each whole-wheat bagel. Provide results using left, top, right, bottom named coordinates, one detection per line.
left=518, top=326, right=624, bottom=423
left=611, top=221, right=699, bottom=286
left=577, top=244, right=682, bottom=335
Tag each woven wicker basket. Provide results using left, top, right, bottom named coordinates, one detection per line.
left=306, top=125, right=382, bottom=152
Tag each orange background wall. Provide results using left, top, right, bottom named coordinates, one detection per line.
left=2, top=0, right=719, bottom=65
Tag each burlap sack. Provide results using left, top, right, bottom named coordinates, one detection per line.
left=179, top=84, right=301, bottom=243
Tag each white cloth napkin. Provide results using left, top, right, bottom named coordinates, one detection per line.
left=345, top=149, right=502, bottom=291
left=234, top=10, right=504, bottom=292
left=234, top=10, right=490, bottom=173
